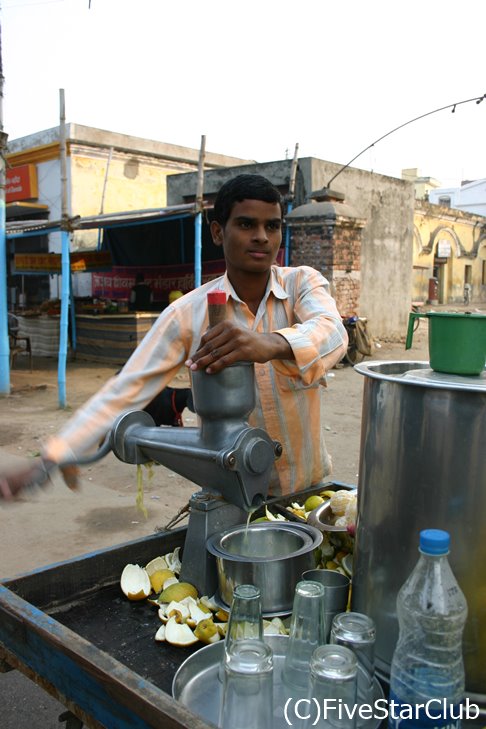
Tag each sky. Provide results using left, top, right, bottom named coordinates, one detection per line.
left=1, top=0, right=485, bottom=189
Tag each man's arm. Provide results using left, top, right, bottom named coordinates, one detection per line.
left=271, top=269, right=348, bottom=385
left=0, top=302, right=197, bottom=499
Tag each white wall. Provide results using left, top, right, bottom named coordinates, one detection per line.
left=429, top=179, right=486, bottom=216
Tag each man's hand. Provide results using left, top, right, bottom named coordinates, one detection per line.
left=59, top=465, right=80, bottom=491
left=0, top=458, right=51, bottom=501
left=0, top=459, right=79, bottom=501
left=185, top=321, right=293, bottom=374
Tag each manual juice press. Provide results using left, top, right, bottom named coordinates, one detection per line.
left=84, top=292, right=282, bottom=597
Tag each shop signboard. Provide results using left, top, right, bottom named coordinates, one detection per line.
left=437, top=240, right=451, bottom=258
left=14, top=251, right=113, bottom=273
left=6, top=164, right=38, bottom=202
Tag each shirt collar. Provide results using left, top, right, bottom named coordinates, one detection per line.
left=221, top=266, right=289, bottom=304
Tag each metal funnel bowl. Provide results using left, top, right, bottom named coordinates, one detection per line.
left=207, top=522, right=322, bottom=615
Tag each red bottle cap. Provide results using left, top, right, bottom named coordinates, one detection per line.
left=207, top=291, right=227, bottom=305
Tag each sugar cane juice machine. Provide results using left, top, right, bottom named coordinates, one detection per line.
left=75, top=293, right=282, bottom=597
left=108, top=361, right=281, bottom=596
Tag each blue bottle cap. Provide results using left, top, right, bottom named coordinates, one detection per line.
left=420, top=529, right=450, bottom=555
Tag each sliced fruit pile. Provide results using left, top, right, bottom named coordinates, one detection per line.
left=120, top=547, right=289, bottom=648
left=252, top=488, right=357, bottom=576
left=287, top=489, right=357, bottom=528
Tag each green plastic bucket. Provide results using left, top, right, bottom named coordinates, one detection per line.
left=406, top=311, right=486, bottom=375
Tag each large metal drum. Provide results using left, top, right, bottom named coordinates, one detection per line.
left=351, top=361, right=486, bottom=710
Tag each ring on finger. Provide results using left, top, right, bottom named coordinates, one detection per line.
left=211, top=349, right=219, bottom=360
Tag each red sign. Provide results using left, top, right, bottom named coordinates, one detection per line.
left=6, top=164, right=38, bottom=202
left=92, top=249, right=285, bottom=302
left=92, top=261, right=226, bottom=302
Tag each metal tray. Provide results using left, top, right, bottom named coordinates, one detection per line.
left=307, top=487, right=358, bottom=533
left=262, top=480, right=357, bottom=524
left=173, top=635, right=385, bottom=729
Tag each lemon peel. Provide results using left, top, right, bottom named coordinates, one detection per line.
left=164, top=616, right=198, bottom=646
left=145, top=556, right=169, bottom=576
left=120, top=564, right=151, bottom=601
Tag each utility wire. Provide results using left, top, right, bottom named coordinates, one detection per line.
left=327, top=93, right=486, bottom=188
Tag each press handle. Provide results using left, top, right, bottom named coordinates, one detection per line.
left=207, top=291, right=227, bottom=328
left=405, top=312, right=425, bottom=350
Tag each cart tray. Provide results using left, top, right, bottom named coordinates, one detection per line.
left=0, top=481, right=354, bottom=728
left=174, top=635, right=384, bottom=729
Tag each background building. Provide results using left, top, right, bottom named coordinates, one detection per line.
left=7, top=124, right=485, bottom=342
left=402, top=167, right=441, bottom=200
left=6, top=125, right=249, bottom=302
left=168, top=159, right=414, bottom=339
left=428, top=178, right=486, bottom=216
left=413, top=200, right=486, bottom=305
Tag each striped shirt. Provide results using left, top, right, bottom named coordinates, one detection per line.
left=44, top=265, right=348, bottom=497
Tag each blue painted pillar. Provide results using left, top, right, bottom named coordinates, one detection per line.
left=194, top=212, right=202, bottom=288
left=284, top=202, right=293, bottom=266
left=69, top=272, right=76, bottom=352
left=58, top=230, right=70, bottom=407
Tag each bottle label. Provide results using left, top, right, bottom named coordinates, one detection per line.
left=388, top=691, right=461, bottom=729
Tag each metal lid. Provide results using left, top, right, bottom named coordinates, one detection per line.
left=424, top=311, right=486, bottom=320
left=355, top=360, right=486, bottom=393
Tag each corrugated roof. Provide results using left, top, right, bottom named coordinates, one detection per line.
left=5, top=201, right=212, bottom=237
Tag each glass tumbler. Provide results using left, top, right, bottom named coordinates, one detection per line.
left=310, top=644, right=358, bottom=729
left=282, top=580, right=325, bottom=691
left=219, top=638, right=273, bottom=729
left=219, top=584, right=263, bottom=681
left=302, top=568, right=350, bottom=642
left=224, top=584, right=263, bottom=657
left=330, top=611, right=376, bottom=723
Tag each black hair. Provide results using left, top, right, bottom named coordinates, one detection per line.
left=212, top=174, right=283, bottom=227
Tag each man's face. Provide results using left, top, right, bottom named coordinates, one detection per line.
left=210, top=199, right=282, bottom=278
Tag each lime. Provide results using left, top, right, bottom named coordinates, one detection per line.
left=304, top=494, right=325, bottom=512
left=149, top=569, right=175, bottom=593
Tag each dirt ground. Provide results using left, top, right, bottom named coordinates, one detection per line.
left=0, top=324, right=432, bottom=578
left=0, top=322, right=432, bottom=727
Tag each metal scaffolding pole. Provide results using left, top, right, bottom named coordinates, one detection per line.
left=194, top=134, right=206, bottom=288
left=58, top=88, right=70, bottom=408
left=284, top=143, right=299, bottom=267
left=0, top=22, right=10, bottom=395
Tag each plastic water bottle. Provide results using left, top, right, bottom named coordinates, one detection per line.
left=388, top=529, right=468, bottom=729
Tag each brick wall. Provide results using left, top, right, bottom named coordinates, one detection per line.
left=289, top=218, right=363, bottom=315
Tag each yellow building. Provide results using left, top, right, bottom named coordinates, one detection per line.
left=413, top=199, right=486, bottom=305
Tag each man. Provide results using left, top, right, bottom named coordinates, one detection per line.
left=0, top=174, right=347, bottom=500
left=130, top=272, right=153, bottom=311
